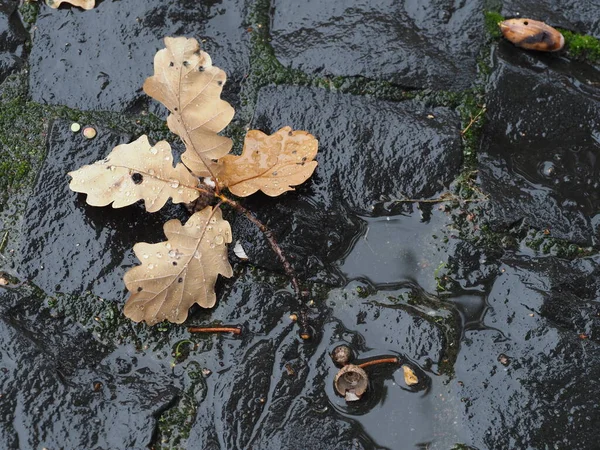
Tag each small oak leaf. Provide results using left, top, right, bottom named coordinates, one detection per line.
left=123, top=206, right=233, bottom=325
left=143, top=37, right=234, bottom=177
left=217, top=126, right=318, bottom=197
left=47, top=0, right=95, bottom=10
left=68, top=135, right=199, bottom=213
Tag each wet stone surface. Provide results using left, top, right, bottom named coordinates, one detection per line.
left=0, top=0, right=28, bottom=84
left=0, top=284, right=180, bottom=449
left=4, top=0, right=600, bottom=449
left=451, top=255, right=600, bottom=449
left=29, top=0, right=251, bottom=112
left=186, top=274, right=453, bottom=450
left=479, top=43, right=600, bottom=246
left=231, top=86, right=462, bottom=282
left=17, top=120, right=190, bottom=299
left=501, top=0, right=600, bottom=37
left=270, top=0, right=485, bottom=90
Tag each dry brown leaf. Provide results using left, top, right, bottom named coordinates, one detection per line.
left=68, top=135, right=199, bottom=213
left=123, top=206, right=233, bottom=325
left=217, top=127, right=318, bottom=197
left=143, top=37, right=234, bottom=177
left=47, top=0, right=95, bottom=10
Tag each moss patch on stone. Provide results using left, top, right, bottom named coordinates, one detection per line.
left=18, top=1, right=39, bottom=29
left=243, top=0, right=414, bottom=124
left=484, top=11, right=504, bottom=39
left=560, top=30, right=600, bottom=63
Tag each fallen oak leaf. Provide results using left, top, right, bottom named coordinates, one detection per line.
left=217, top=127, right=318, bottom=197
left=143, top=37, right=234, bottom=177
left=68, top=135, right=199, bottom=213
left=47, top=0, right=95, bottom=10
left=123, top=206, right=233, bottom=325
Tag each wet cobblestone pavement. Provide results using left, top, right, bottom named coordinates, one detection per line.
left=1, top=0, right=600, bottom=449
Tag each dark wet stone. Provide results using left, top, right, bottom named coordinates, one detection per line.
left=0, top=284, right=179, bottom=449
left=270, top=0, right=485, bottom=90
left=0, top=0, right=28, bottom=84
left=232, top=86, right=462, bottom=282
left=186, top=272, right=449, bottom=450
left=501, top=0, right=600, bottom=38
left=29, top=0, right=251, bottom=112
left=328, top=284, right=450, bottom=370
left=479, top=44, right=600, bottom=246
left=18, top=119, right=189, bottom=299
left=452, top=255, right=600, bottom=449
left=339, top=206, right=455, bottom=291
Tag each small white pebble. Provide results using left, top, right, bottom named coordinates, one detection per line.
left=70, top=122, right=81, bottom=132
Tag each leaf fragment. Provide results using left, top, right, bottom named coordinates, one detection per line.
left=143, top=37, right=235, bottom=177
left=47, top=0, right=95, bottom=10
left=68, top=135, right=199, bottom=213
left=123, top=206, right=233, bottom=325
left=218, top=127, right=318, bottom=197
left=402, top=365, right=419, bottom=386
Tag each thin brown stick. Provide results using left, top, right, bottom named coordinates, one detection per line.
left=461, top=106, right=486, bottom=136
left=393, top=196, right=487, bottom=204
left=188, top=326, right=241, bottom=335
left=217, top=195, right=302, bottom=299
left=357, top=357, right=399, bottom=369
left=217, top=194, right=312, bottom=337
left=186, top=186, right=312, bottom=337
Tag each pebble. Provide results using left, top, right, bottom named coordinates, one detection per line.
left=70, top=122, right=81, bottom=132
left=83, top=127, right=97, bottom=139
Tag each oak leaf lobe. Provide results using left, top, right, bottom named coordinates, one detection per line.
left=123, top=206, right=233, bottom=325
left=143, top=37, right=234, bottom=177
left=47, top=0, right=95, bottom=10
left=218, top=127, right=318, bottom=197
left=68, top=135, right=199, bottom=213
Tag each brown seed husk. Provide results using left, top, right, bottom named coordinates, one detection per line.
left=334, top=364, right=368, bottom=401
left=499, top=18, right=564, bottom=52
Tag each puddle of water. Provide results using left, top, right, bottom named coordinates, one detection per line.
left=339, top=205, right=453, bottom=293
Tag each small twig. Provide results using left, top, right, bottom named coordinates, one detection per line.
left=188, top=326, right=241, bottom=335
left=0, top=231, right=8, bottom=253
left=218, top=195, right=302, bottom=296
left=392, top=192, right=487, bottom=204
left=461, top=106, right=487, bottom=136
left=357, top=357, right=399, bottom=369
left=217, top=194, right=312, bottom=338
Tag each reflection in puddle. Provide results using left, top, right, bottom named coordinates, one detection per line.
left=339, top=206, right=453, bottom=292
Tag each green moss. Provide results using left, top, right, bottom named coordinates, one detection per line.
left=560, top=30, right=600, bottom=63
left=484, top=11, right=505, bottom=39
left=18, top=1, right=40, bottom=28
left=457, top=90, right=486, bottom=167
left=155, top=380, right=206, bottom=449
left=0, top=97, right=47, bottom=208
left=524, top=229, right=594, bottom=259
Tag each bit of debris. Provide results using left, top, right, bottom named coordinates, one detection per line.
left=83, top=126, right=97, bottom=139
left=402, top=365, right=419, bottom=386
left=331, top=345, right=352, bottom=367
left=233, top=240, right=249, bottom=260
left=334, top=364, right=369, bottom=402
left=497, top=354, right=511, bottom=366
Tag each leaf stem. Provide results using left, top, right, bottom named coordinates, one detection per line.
left=216, top=194, right=312, bottom=338
left=357, top=357, right=399, bottom=369
left=188, top=326, right=241, bottom=335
